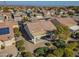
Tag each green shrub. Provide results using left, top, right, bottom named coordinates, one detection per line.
left=13, top=27, right=21, bottom=37
left=67, top=42, right=78, bottom=49
left=16, top=40, right=24, bottom=48
left=21, top=51, right=33, bottom=57
left=22, top=16, right=29, bottom=22
left=34, top=47, right=48, bottom=56
left=55, top=24, right=71, bottom=40
left=45, top=42, right=51, bottom=47
left=53, top=48, right=64, bottom=57
left=3, top=7, right=9, bottom=12
left=1, top=45, right=5, bottom=49
left=53, top=40, right=66, bottom=48
left=18, top=47, right=25, bottom=52
left=64, top=48, right=74, bottom=57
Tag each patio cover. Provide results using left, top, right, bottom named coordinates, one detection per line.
left=70, top=25, right=79, bottom=31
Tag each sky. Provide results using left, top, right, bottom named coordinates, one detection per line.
left=0, top=1, right=79, bottom=6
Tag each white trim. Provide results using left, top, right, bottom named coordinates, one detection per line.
left=70, top=25, right=79, bottom=31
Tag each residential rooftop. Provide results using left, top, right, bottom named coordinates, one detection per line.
left=55, top=17, right=77, bottom=27
left=26, top=20, right=56, bottom=37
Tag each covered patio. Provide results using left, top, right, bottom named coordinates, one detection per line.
left=70, top=25, right=79, bottom=32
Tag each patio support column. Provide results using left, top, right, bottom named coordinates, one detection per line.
left=32, top=38, right=36, bottom=44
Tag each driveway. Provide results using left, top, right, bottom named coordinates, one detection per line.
left=21, top=37, right=49, bottom=53
left=18, top=23, right=51, bottom=53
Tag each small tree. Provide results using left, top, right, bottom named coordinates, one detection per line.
left=18, top=47, right=25, bottom=52
left=75, top=32, right=79, bottom=39
left=67, top=42, right=78, bottom=49
left=13, top=27, right=21, bottom=37
left=64, top=48, right=74, bottom=57
left=22, top=16, right=29, bottom=22
left=21, top=51, right=33, bottom=57
left=55, top=24, right=71, bottom=41
left=45, top=42, right=51, bottom=47
left=0, top=7, right=2, bottom=10
left=53, top=40, right=66, bottom=48
left=34, top=47, right=48, bottom=56
left=16, top=40, right=24, bottom=48
left=33, top=14, right=36, bottom=17
left=1, top=45, right=5, bottom=49
left=3, top=7, right=9, bottom=12
left=53, top=48, right=64, bottom=57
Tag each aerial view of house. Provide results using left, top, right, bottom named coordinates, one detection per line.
left=24, top=20, right=56, bottom=44
left=0, top=1, right=79, bottom=57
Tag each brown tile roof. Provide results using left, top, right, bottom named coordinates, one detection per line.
left=55, top=17, right=77, bottom=27
left=26, top=20, right=56, bottom=37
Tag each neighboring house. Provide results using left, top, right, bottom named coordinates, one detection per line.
left=13, top=12, right=27, bottom=21
left=0, top=15, right=19, bottom=48
left=35, top=13, right=43, bottom=19
left=0, top=12, right=14, bottom=22
left=24, top=20, right=56, bottom=44
left=73, top=16, right=79, bottom=22
left=0, top=24, right=15, bottom=48
left=52, top=17, right=79, bottom=31
left=50, top=10, right=56, bottom=16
